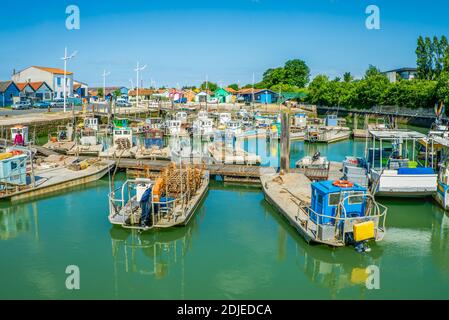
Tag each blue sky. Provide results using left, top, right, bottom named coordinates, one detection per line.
left=1, top=0, right=448, bottom=87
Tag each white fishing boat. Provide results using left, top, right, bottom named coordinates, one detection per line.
left=218, top=113, right=231, bottom=126
left=367, top=130, right=437, bottom=197
left=165, top=120, right=187, bottom=136
left=192, top=118, right=214, bottom=141
left=43, top=124, right=76, bottom=154
left=208, top=142, right=261, bottom=165
left=68, top=128, right=104, bottom=156
left=175, top=112, right=188, bottom=124
left=305, top=125, right=351, bottom=143
left=83, top=117, right=99, bottom=131
left=100, top=125, right=133, bottom=158
left=225, top=120, right=242, bottom=138
left=296, top=152, right=330, bottom=181
left=108, top=163, right=209, bottom=230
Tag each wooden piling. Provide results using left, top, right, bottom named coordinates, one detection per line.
left=280, top=112, right=290, bottom=173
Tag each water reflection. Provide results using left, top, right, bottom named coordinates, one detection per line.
left=0, top=202, right=39, bottom=240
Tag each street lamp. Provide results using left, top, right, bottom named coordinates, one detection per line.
left=102, top=70, right=111, bottom=102
left=61, top=47, right=77, bottom=113
left=134, top=62, right=147, bottom=107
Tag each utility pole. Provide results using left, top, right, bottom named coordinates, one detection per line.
left=61, top=47, right=77, bottom=113
left=134, top=62, right=147, bottom=108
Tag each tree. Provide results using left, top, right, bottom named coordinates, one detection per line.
left=113, top=89, right=121, bottom=97
left=262, top=67, right=286, bottom=88
left=200, top=81, right=218, bottom=92
left=343, top=72, right=353, bottom=83
left=283, top=59, right=310, bottom=87
left=98, top=88, right=104, bottom=98
left=227, top=83, right=239, bottom=91
left=436, top=71, right=449, bottom=104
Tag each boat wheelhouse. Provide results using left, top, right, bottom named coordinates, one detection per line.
left=166, top=120, right=183, bottom=136
left=83, top=117, right=99, bottom=131
left=218, top=113, right=231, bottom=126
left=192, top=118, right=214, bottom=140
left=10, top=125, right=29, bottom=145
left=175, top=112, right=188, bottom=124
left=367, top=130, right=437, bottom=197
left=225, top=120, right=242, bottom=137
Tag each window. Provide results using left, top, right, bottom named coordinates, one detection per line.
left=57, top=77, right=62, bottom=86
left=348, top=192, right=365, bottom=205
left=329, top=193, right=341, bottom=206
left=317, top=194, right=323, bottom=205
left=11, top=161, right=17, bottom=171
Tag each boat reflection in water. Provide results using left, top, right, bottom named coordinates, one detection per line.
left=0, top=202, right=39, bottom=240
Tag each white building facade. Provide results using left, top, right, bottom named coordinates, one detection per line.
left=12, top=66, right=74, bottom=99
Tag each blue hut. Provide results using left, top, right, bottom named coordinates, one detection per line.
left=310, top=180, right=367, bottom=225
left=0, top=81, right=20, bottom=107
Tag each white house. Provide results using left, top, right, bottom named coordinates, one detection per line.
left=12, top=66, right=74, bottom=99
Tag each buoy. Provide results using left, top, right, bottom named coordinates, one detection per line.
left=333, top=180, right=354, bottom=188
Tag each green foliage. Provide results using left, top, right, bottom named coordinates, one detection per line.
left=200, top=81, right=218, bottom=92
left=306, top=65, right=438, bottom=109
left=417, top=35, right=449, bottom=80
left=260, top=59, right=310, bottom=91
left=98, top=88, right=104, bottom=98
left=113, top=89, right=121, bottom=97
left=436, top=71, right=449, bottom=104
left=227, top=83, right=239, bottom=91
left=343, top=72, right=353, bottom=83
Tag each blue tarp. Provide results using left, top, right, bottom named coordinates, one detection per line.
left=397, top=167, right=434, bottom=175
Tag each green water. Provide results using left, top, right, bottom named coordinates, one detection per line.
left=1, top=139, right=449, bottom=299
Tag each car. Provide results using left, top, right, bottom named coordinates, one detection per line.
left=116, top=100, right=132, bottom=107
left=11, top=101, right=31, bottom=110
left=50, top=99, right=65, bottom=108
left=33, top=101, right=51, bottom=108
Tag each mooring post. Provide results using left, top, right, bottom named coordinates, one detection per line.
left=280, top=111, right=290, bottom=173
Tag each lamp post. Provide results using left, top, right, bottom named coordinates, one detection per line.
left=134, top=62, right=147, bottom=107
left=61, top=47, right=77, bottom=113
left=102, top=70, right=111, bottom=102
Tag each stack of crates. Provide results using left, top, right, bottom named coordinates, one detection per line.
left=342, top=157, right=369, bottom=188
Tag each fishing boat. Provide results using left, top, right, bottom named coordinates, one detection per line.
left=367, top=130, right=437, bottom=197
left=130, top=130, right=170, bottom=160
left=175, top=112, right=188, bottom=124
left=100, top=122, right=133, bottom=158
left=43, top=124, right=76, bottom=154
left=67, top=128, right=104, bottom=156
left=108, top=163, right=209, bottom=230
left=261, top=174, right=388, bottom=250
left=83, top=117, right=99, bottom=131
left=192, top=118, right=214, bottom=141
left=165, top=120, right=187, bottom=136
left=225, top=120, right=243, bottom=138
left=208, top=142, right=261, bottom=165
left=305, top=125, right=351, bottom=143
left=218, top=113, right=231, bottom=126
left=0, top=148, right=114, bottom=202
left=296, top=152, right=330, bottom=181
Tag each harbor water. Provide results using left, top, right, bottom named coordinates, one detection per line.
left=1, top=139, right=449, bottom=299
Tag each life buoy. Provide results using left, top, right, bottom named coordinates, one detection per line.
left=333, top=180, right=354, bottom=188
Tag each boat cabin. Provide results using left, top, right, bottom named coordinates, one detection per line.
left=310, top=180, right=367, bottom=225
left=167, top=120, right=182, bottom=135
left=293, top=114, right=307, bottom=128
left=80, top=128, right=97, bottom=146
left=10, top=125, right=29, bottom=145
left=198, top=111, right=209, bottom=121
left=175, top=112, right=188, bottom=124
left=219, top=113, right=231, bottom=125
left=113, top=126, right=133, bottom=147
left=83, top=117, right=99, bottom=131
left=0, top=153, right=28, bottom=187
left=325, top=115, right=338, bottom=127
